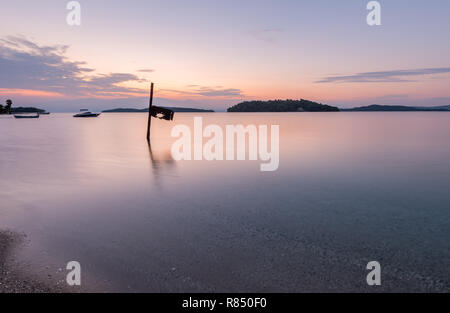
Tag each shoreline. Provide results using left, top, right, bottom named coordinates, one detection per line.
left=0, top=230, right=66, bottom=293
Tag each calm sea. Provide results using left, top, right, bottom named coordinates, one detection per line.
left=0, top=112, right=449, bottom=292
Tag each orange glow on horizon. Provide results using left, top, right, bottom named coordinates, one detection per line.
left=0, top=88, right=64, bottom=98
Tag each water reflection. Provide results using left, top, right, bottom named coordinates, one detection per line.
left=147, top=140, right=176, bottom=187
left=0, top=112, right=449, bottom=292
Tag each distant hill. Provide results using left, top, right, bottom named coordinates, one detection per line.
left=11, top=107, right=47, bottom=113
left=227, top=100, right=339, bottom=112
left=417, top=105, right=450, bottom=111
left=103, top=107, right=214, bottom=113
left=342, top=104, right=450, bottom=112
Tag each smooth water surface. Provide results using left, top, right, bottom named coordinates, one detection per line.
left=0, top=112, right=449, bottom=292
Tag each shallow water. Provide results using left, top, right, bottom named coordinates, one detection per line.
left=0, top=112, right=449, bottom=292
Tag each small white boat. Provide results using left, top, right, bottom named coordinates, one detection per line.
left=73, top=110, right=101, bottom=118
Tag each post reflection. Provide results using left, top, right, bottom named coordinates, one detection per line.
left=147, top=140, right=177, bottom=187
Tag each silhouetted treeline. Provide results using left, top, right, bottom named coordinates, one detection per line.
left=1, top=100, right=45, bottom=114
left=103, top=107, right=214, bottom=113
left=11, top=107, right=46, bottom=113
left=227, top=99, right=339, bottom=112
left=0, top=99, right=12, bottom=114
left=341, top=104, right=450, bottom=112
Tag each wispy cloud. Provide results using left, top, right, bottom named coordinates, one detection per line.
left=250, top=28, right=284, bottom=42
left=137, top=69, right=155, bottom=73
left=372, top=94, right=409, bottom=100
left=162, top=85, right=244, bottom=98
left=316, top=68, right=450, bottom=83
left=0, top=36, right=243, bottom=102
left=0, top=36, right=147, bottom=98
left=193, top=86, right=243, bottom=97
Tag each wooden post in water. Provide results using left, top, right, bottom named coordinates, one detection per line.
left=146, top=83, right=154, bottom=141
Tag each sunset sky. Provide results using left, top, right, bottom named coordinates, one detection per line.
left=1, top=0, right=450, bottom=111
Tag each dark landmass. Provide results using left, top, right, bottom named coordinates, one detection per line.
left=342, top=104, right=450, bottom=112
left=227, top=99, right=340, bottom=112
left=10, top=107, right=47, bottom=114
left=0, top=100, right=12, bottom=114
left=103, top=107, right=214, bottom=113
left=417, top=105, right=450, bottom=110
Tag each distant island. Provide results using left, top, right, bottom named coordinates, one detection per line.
left=227, top=100, right=450, bottom=112
left=103, top=107, right=214, bottom=113
left=227, top=100, right=340, bottom=112
left=342, top=104, right=450, bottom=112
left=11, top=107, right=47, bottom=113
